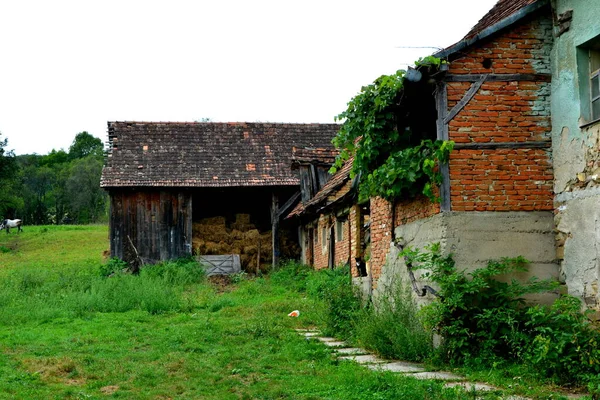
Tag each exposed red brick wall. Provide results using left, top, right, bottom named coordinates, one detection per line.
left=450, top=148, right=553, bottom=211
left=312, top=215, right=329, bottom=270
left=446, top=12, right=553, bottom=212
left=369, top=197, right=393, bottom=287
left=393, top=195, right=440, bottom=227
left=448, top=13, right=552, bottom=76
left=311, top=214, right=351, bottom=270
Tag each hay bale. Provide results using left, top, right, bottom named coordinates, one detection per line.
left=243, top=245, right=258, bottom=255
left=231, top=222, right=256, bottom=232
left=193, top=223, right=230, bottom=244
left=198, top=216, right=226, bottom=227
left=204, top=241, right=221, bottom=254
left=235, top=214, right=251, bottom=224
left=230, top=229, right=245, bottom=240
left=244, top=229, right=260, bottom=240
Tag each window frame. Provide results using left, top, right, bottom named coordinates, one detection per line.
left=336, top=219, right=344, bottom=243
left=590, top=49, right=600, bottom=122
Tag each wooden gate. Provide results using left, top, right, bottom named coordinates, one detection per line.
left=198, top=255, right=242, bottom=276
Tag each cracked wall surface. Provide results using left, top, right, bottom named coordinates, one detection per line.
left=552, top=0, right=600, bottom=311
left=369, top=212, right=559, bottom=306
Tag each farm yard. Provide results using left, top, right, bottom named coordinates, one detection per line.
left=0, top=226, right=457, bottom=399
left=0, top=226, right=588, bottom=399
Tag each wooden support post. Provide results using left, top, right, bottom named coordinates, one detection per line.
left=271, top=193, right=280, bottom=269
left=435, top=82, right=451, bottom=212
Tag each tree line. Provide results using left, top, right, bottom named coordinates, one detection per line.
left=0, top=131, right=107, bottom=225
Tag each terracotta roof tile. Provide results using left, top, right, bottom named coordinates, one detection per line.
left=286, top=157, right=354, bottom=218
left=101, top=121, right=339, bottom=188
left=463, top=0, right=540, bottom=40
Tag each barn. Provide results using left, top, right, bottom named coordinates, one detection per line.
left=100, top=121, right=339, bottom=269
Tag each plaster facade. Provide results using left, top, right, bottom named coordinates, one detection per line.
left=551, top=0, right=600, bottom=310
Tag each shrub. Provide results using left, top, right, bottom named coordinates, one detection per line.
left=405, top=243, right=556, bottom=366
left=99, top=257, right=128, bottom=277
left=525, top=295, right=600, bottom=384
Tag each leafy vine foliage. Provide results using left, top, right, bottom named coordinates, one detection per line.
left=331, top=59, right=453, bottom=202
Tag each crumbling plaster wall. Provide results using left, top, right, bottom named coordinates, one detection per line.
left=371, top=211, right=558, bottom=306
left=552, top=0, right=600, bottom=310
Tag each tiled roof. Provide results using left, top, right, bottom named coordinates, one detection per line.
left=463, top=0, right=540, bottom=40
left=436, top=0, right=546, bottom=58
left=287, top=157, right=354, bottom=218
left=291, top=147, right=338, bottom=167
left=101, top=121, right=339, bottom=188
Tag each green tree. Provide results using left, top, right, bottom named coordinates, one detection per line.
left=66, top=156, right=107, bottom=223
left=0, top=133, right=20, bottom=218
left=69, top=132, right=103, bottom=160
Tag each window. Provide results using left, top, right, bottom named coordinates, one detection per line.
left=336, top=219, right=344, bottom=242
left=590, top=49, right=600, bottom=121
left=577, top=36, right=600, bottom=125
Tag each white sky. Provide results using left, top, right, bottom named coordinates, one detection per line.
left=0, top=0, right=498, bottom=156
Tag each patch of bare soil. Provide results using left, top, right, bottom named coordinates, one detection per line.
left=100, top=385, right=120, bottom=395
left=207, top=275, right=233, bottom=293
left=21, top=356, right=85, bottom=385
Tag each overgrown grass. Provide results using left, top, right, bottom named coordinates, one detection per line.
left=353, top=282, right=433, bottom=362
left=0, top=226, right=497, bottom=399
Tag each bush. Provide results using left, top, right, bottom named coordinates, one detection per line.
left=99, top=257, right=128, bottom=277
left=405, top=243, right=556, bottom=366
left=525, top=295, right=600, bottom=384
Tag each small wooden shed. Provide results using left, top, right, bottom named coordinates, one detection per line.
left=100, top=121, right=338, bottom=266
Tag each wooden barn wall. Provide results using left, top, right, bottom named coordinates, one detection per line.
left=109, top=189, right=192, bottom=263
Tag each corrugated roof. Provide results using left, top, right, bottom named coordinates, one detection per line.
left=101, top=121, right=339, bottom=188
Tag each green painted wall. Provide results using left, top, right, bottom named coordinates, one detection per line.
left=552, top=0, right=600, bottom=310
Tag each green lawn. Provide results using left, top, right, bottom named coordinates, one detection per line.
left=0, top=226, right=553, bottom=399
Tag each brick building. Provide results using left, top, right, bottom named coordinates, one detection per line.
left=291, top=0, right=560, bottom=303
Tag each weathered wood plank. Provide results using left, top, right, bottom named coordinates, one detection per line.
left=277, top=191, right=301, bottom=219
left=444, top=73, right=551, bottom=82
left=435, top=82, right=451, bottom=212
left=444, top=75, right=487, bottom=124
left=271, top=193, right=280, bottom=269
left=453, top=141, right=552, bottom=150
left=198, top=254, right=241, bottom=276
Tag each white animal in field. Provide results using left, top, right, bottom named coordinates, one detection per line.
left=0, top=219, right=23, bottom=233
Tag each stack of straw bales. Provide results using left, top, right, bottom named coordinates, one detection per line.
left=192, top=214, right=278, bottom=272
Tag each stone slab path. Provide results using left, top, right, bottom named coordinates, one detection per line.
left=295, top=329, right=512, bottom=397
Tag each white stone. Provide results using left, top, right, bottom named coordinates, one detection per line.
left=410, top=371, right=464, bottom=381
left=367, top=362, right=426, bottom=373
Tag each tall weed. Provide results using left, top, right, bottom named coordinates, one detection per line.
left=354, top=281, right=432, bottom=362
left=0, top=258, right=205, bottom=323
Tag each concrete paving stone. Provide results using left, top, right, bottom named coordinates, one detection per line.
left=444, top=382, right=498, bottom=392
left=338, top=354, right=386, bottom=364
left=322, top=341, right=347, bottom=347
left=301, top=332, right=320, bottom=337
left=334, top=348, right=369, bottom=355
left=366, top=361, right=426, bottom=373
left=315, top=337, right=338, bottom=342
left=294, top=328, right=320, bottom=333
left=410, top=371, right=465, bottom=381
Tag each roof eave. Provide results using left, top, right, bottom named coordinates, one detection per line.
left=434, top=0, right=549, bottom=59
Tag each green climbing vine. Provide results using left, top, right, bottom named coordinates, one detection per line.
left=331, top=57, right=453, bottom=202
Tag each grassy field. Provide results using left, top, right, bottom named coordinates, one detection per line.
left=0, top=226, right=572, bottom=399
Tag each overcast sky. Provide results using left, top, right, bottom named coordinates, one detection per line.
left=0, top=0, right=498, bottom=156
